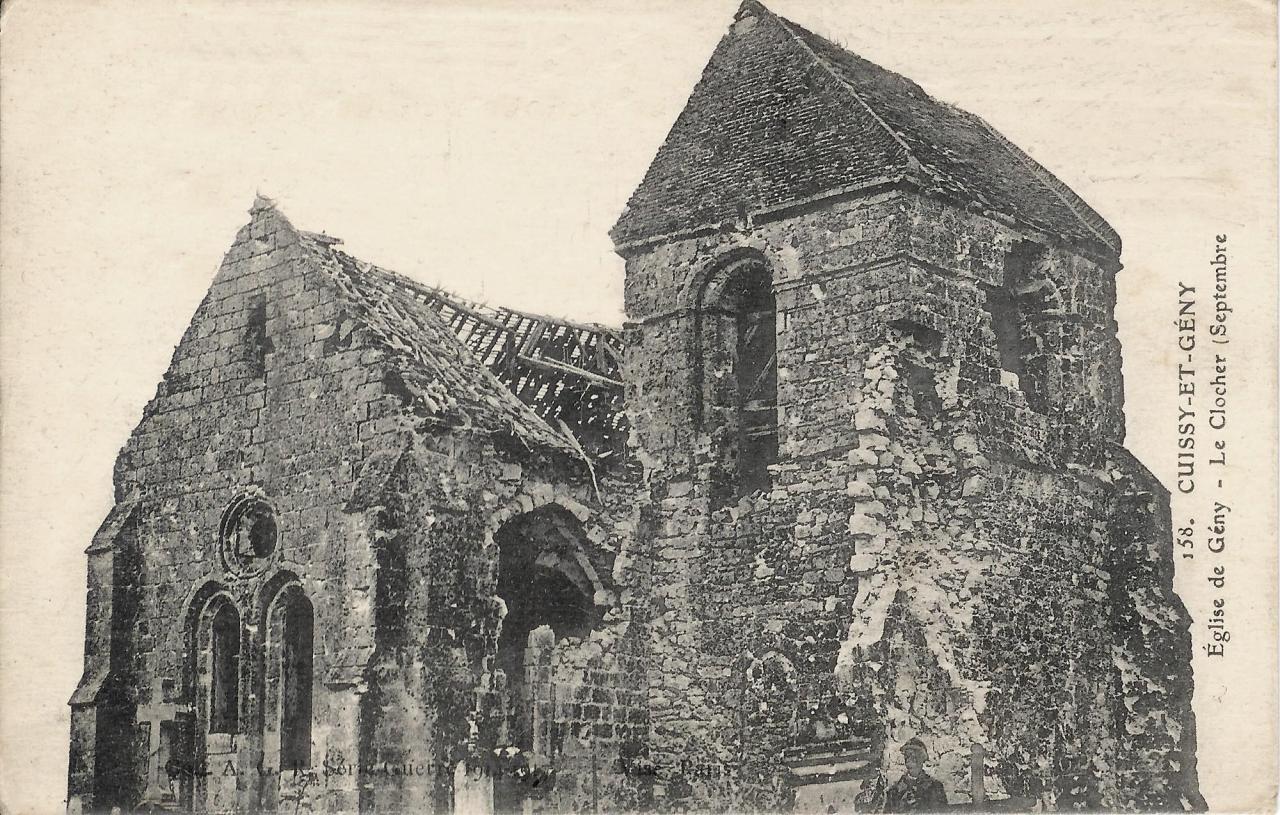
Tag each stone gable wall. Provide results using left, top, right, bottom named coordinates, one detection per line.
left=71, top=203, right=404, bottom=812
left=70, top=202, right=652, bottom=814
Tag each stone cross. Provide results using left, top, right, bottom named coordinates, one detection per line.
left=138, top=700, right=183, bottom=806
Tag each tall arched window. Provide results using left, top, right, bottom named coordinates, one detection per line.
left=209, top=603, right=241, bottom=734
left=265, top=586, right=314, bottom=771
left=280, top=593, right=314, bottom=770
left=696, top=258, right=779, bottom=503
left=732, top=265, right=778, bottom=494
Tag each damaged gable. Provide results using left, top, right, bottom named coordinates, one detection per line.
left=384, top=278, right=627, bottom=460
left=297, top=230, right=580, bottom=457
left=289, top=221, right=626, bottom=463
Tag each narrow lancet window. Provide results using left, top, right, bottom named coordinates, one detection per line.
left=986, top=285, right=1025, bottom=386
left=279, top=594, right=314, bottom=770
left=986, top=241, right=1047, bottom=395
left=734, top=269, right=778, bottom=495
left=209, top=603, right=240, bottom=734
left=698, top=258, right=779, bottom=502
left=245, top=295, right=273, bottom=378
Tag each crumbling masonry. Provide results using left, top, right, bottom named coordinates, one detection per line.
left=68, top=2, right=1205, bottom=812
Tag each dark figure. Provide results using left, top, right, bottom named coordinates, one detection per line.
left=884, top=737, right=948, bottom=812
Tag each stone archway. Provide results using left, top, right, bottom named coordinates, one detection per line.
left=491, top=503, right=605, bottom=813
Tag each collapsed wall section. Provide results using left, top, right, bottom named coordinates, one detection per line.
left=348, top=432, right=650, bottom=814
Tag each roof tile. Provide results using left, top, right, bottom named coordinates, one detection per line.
left=611, top=1, right=1120, bottom=256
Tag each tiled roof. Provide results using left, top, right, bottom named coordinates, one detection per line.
left=610, top=0, right=1120, bottom=256
left=297, top=229, right=625, bottom=460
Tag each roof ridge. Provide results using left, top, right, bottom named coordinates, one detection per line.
left=760, top=7, right=920, bottom=173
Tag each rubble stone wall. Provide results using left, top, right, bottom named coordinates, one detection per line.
left=620, top=188, right=1199, bottom=811
left=353, top=436, right=648, bottom=813
left=71, top=204, right=390, bottom=812
left=69, top=189, right=1200, bottom=813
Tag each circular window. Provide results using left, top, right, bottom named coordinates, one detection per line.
left=220, top=493, right=279, bottom=576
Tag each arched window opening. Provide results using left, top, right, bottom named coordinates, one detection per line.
left=264, top=586, right=314, bottom=773
left=731, top=265, right=778, bottom=495
left=698, top=259, right=779, bottom=503
left=209, top=603, right=240, bottom=734
left=279, top=593, right=314, bottom=770
left=496, top=563, right=593, bottom=683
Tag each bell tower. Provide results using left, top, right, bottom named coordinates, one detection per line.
left=611, top=1, right=1201, bottom=809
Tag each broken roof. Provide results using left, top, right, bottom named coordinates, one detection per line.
left=610, top=0, right=1120, bottom=257
left=292, top=217, right=626, bottom=461
left=395, top=279, right=627, bottom=457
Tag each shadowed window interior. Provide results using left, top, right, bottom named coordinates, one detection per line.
left=492, top=506, right=599, bottom=813
left=732, top=265, right=778, bottom=495
left=279, top=592, right=313, bottom=771
left=245, top=294, right=274, bottom=378
left=238, top=510, right=277, bottom=560
left=495, top=508, right=597, bottom=730
left=986, top=240, right=1047, bottom=396
left=987, top=286, right=1025, bottom=386
left=699, top=259, right=779, bottom=503
left=209, top=603, right=240, bottom=734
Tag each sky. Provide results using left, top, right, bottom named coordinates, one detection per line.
left=1, top=1, right=1275, bottom=812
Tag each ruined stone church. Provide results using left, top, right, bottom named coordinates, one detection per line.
left=68, top=2, right=1204, bottom=813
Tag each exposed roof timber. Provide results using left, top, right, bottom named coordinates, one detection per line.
left=383, top=275, right=623, bottom=391
left=307, top=244, right=628, bottom=458
left=286, top=210, right=629, bottom=459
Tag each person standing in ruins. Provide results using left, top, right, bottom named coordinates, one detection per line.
left=883, top=738, right=948, bottom=812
